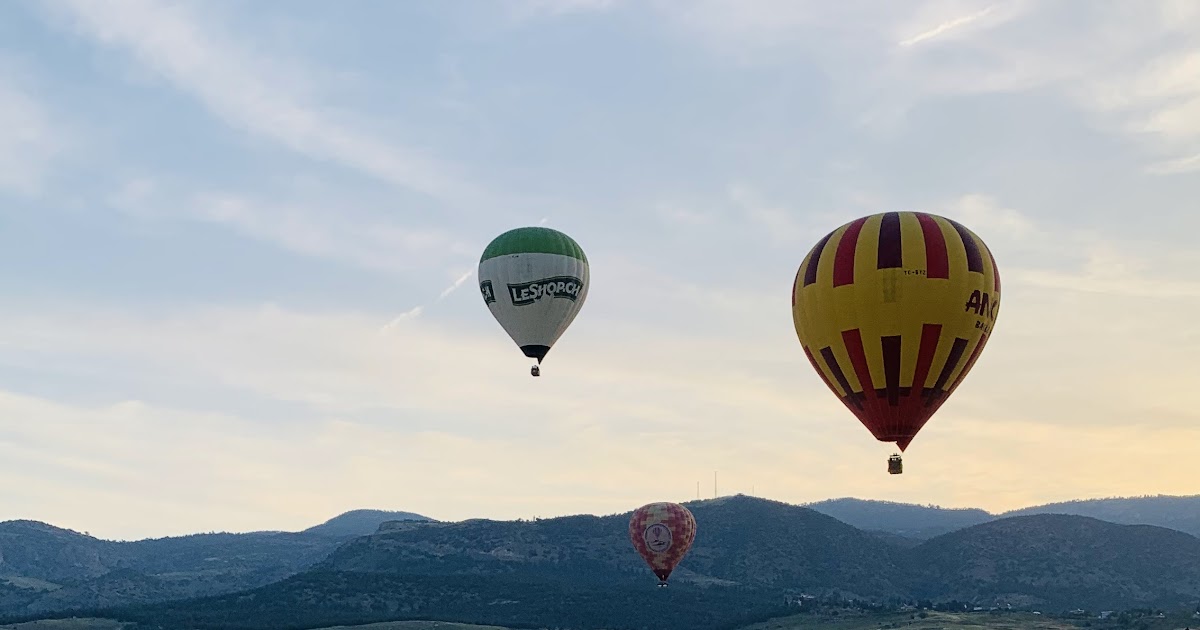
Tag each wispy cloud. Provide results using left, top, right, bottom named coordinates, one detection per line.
left=941, top=194, right=1038, bottom=239
left=44, top=0, right=482, bottom=205
left=508, top=0, right=620, bottom=20
left=1145, top=151, right=1200, bottom=175
left=0, top=64, right=68, bottom=197
left=108, top=178, right=471, bottom=274
left=3, top=274, right=1198, bottom=538
left=726, top=183, right=821, bottom=246
left=655, top=1, right=1200, bottom=170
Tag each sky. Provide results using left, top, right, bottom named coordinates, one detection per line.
left=1, top=0, right=1199, bottom=541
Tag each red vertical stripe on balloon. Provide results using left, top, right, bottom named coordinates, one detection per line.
left=842, top=328, right=887, bottom=434
left=915, top=213, right=949, bottom=279
left=832, top=217, right=868, bottom=287
left=911, top=323, right=942, bottom=395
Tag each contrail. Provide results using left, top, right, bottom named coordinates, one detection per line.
left=380, top=268, right=476, bottom=332
left=898, top=5, right=996, bottom=47
left=438, top=269, right=474, bottom=299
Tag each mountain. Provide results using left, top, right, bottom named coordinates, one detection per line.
left=907, top=514, right=1200, bottom=611
left=0, top=521, right=116, bottom=583
left=321, top=495, right=906, bottom=595
left=1000, top=495, right=1200, bottom=538
left=804, top=498, right=993, bottom=540
left=0, top=509, right=430, bottom=618
left=7, top=496, right=1200, bottom=629
left=73, top=496, right=901, bottom=630
left=303, top=510, right=433, bottom=538
left=63, top=497, right=1200, bottom=630
left=804, top=495, right=1200, bottom=541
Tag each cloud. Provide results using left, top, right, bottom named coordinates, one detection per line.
left=44, top=0, right=482, bottom=205
left=508, top=0, right=620, bottom=20
left=1144, top=151, right=1200, bottom=174
left=726, top=183, right=813, bottom=245
left=108, top=178, right=473, bottom=274
left=654, top=1, right=1200, bottom=169
left=3, top=191, right=1200, bottom=537
left=940, top=194, right=1038, bottom=239
left=3, top=286, right=1198, bottom=540
left=0, top=63, right=69, bottom=196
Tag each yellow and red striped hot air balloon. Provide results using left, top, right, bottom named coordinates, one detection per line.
left=629, top=502, right=696, bottom=586
left=790, top=211, right=1001, bottom=474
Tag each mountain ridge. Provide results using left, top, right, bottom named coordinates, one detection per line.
left=803, top=494, right=1200, bottom=539
left=30, top=497, right=1197, bottom=630
left=3, top=495, right=1200, bottom=627
left=0, top=509, right=432, bottom=619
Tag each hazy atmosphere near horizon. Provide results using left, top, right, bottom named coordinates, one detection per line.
left=1, top=0, right=1199, bottom=542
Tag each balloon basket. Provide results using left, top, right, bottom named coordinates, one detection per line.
left=530, top=365, right=540, bottom=377
left=887, top=453, right=903, bottom=475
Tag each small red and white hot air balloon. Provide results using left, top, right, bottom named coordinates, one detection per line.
left=628, top=502, right=696, bottom=586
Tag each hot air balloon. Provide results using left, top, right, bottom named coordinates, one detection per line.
left=629, top=502, right=696, bottom=586
left=478, top=226, right=589, bottom=377
left=790, top=212, right=1000, bottom=473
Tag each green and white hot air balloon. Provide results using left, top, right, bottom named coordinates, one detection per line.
left=478, top=227, right=589, bottom=377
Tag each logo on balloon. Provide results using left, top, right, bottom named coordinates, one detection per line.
left=643, top=523, right=673, bottom=553
left=480, top=280, right=496, bottom=305
left=964, top=289, right=999, bottom=321
left=507, top=276, right=584, bottom=306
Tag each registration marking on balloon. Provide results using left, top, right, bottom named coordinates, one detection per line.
left=643, top=523, right=672, bottom=553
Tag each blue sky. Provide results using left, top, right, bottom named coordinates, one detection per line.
left=1, top=0, right=1199, bottom=540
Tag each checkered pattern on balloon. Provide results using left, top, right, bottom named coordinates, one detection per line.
left=628, top=502, right=696, bottom=585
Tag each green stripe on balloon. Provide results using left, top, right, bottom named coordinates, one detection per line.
left=480, top=227, right=588, bottom=263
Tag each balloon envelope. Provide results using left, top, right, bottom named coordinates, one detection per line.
left=478, top=227, right=589, bottom=366
left=629, top=502, right=696, bottom=584
left=790, top=211, right=1001, bottom=451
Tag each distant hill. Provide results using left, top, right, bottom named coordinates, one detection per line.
left=303, top=510, right=433, bottom=538
left=1000, top=495, right=1200, bottom=537
left=908, top=514, right=1200, bottom=611
left=6, top=496, right=1200, bottom=629
left=805, top=495, right=1200, bottom=540
left=50, top=496, right=1200, bottom=630
left=0, top=521, right=117, bottom=583
left=0, top=509, right=431, bottom=618
left=321, top=495, right=905, bottom=596
left=804, top=498, right=993, bottom=540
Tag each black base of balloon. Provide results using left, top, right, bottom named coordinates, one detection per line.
left=520, top=345, right=550, bottom=362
